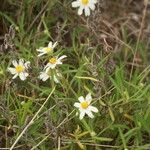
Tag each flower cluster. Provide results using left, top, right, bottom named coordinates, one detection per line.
left=8, top=59, right=30, bottom=81
left=72, top=0, right=97, bottom=16
left=7, top=42, right=98, bottom=119
left=7, top=0, right=99, bottom=120
left=8, top=41, right=66, bottom=83
left=37, top=41, right=67, bottom=83
left=74, top=93, right=98, bottom=119
left=37, top=41, right=57, bottom=57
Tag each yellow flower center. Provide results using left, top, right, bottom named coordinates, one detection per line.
left=81, top=101, right=89, bottom=109
left=82, top=0, right=89, bottom=5
left=16, top=65, right=24, bottom=73
left=49, top=57, right=57, bottom=64
left=45, top=47, right=52, bottom=53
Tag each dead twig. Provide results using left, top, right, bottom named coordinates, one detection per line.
left=129, top=0, right=148, bottom=80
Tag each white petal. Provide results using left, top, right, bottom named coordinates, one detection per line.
left=53, top=75, right=59, bottom=83
left=85, top=93, right=92, bottom=102
left=39, top=72, right=46, bottom=79
left=93, top=0, right=97, bottom=4
left=19, top=72, right=26, bottom=80
left=37, top=48, right=44, bottom=52
left=24, top=72, right=29, bottom=77
left=44, top=64, right=50, bottom=70
left=40, top=72, right=49, bottom=81
left=8, top=67, right=17, bottom=74
left=57, top=55, right=67, bottom=62
left=86, top=110, right=94, bottom=118
left=56, top=60, right=62, bottom=65
left=46, top=63, right=56, bottom=69
left=12, top=60, right=18, bottom=67
left=84, top=7, right=90, bottom=16
left=78, top=6, right=84, bottom=15
left=88, top=106, right=98, bottom=113
left=89, top=0, right=97, bottom=4
left=48, top=41, right=52, bottom=48
left=51, top=64, right=57, bottom=69
left=19, top=59, right=24, bottom=66
left=42, top=75, right=49, bottom=81
left=89, top=3, right=95, bottom=10
left=38, top=52, right=46, bottom=57
left=79, top=111, right=85, bottom=120
left=72, top=1, right=80, bottom=8
left=12, top=73, right=18, bottom=79
left=74, top=102, right=81, bottom=108
left=45, top=67, right=51, bottom=73
left=78, top=96, right=85, bottom=103
left=52, top=42, right=58, bottom=49
left=24, top=61, right=30, bottom=69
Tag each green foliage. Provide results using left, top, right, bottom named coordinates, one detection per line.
left=0, top=0, right=150, bottom=149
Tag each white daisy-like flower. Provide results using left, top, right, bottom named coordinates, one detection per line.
left=37, top=41, right=57, bottom=57
left=8, top=59, right=30, bottom=81
left=44, top=55, right=67, bottom=70
left=39, top=69, right=61, bottom=83
left=72, top=0, right=97, bottom=16
left=74, top=93, right=98, bottom=120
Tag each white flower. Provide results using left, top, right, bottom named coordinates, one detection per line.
left=8, top=59, right=30, bottom=81
left=74, top=93, right=98, bottom=120
left=72, top=0, right=97, bottom=16
left=44, top=55, right=67, bottom=70
left=39, top=69, right=61, bottom=83
left=37, top=41, right=57, bottom=57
